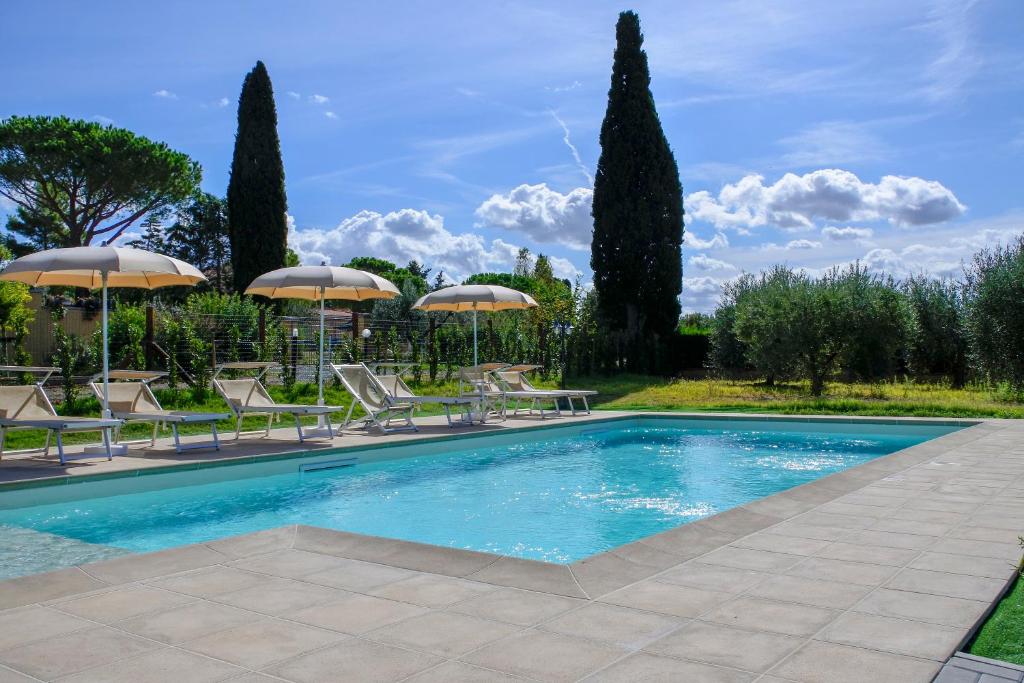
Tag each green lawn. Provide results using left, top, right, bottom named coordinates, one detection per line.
left=968, top=556, right=1024, bottom=665
left=4, top=373, right=1024, bottom=452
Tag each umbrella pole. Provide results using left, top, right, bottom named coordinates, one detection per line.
left=472, top=308, right=478, bottom=367
left=317, top=288, right=326, bottom=424
left=101, top=271, right=110, bottom=419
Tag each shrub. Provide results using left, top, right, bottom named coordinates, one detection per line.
left=92, top=301, right=146, bottom=370
left=835, top=265, right=912, bottom=382
left=49, top=309, right=94, bottom=409
left=904, top=276, right=968, bottom=386
left=966, top=235, right=1024, bottom=393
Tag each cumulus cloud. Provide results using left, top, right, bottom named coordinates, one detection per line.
left=786, top=239, right=821, bottom=250
left=153, top=89, right=177, bottom=99
left=288, top=208, right=579, bottom=283
left=325, top=111, right=338, bottom=120
left=688, top=254, right=735, bottom=271
left=822, top=225, right=873, bottom=241
left=287, top=91, right=301, bottom=100
left=309, top=94, right=329, bottom=104
left=684, top=230, right=729, bottom=249
left=683, top=276, right=725, bottom=313
left=216, top=97, right=229, bottom=108
left=475, top=183, right=593, bottom=250
left=685, top=169, right=965, bottom=232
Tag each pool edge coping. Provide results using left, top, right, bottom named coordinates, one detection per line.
left=0, top=412, right=1000, bottom=608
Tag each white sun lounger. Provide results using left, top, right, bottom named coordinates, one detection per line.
left=0, top=381, right=121, bottom=465
left=331, top=363, right=477, bottom=433
left=213, top=362, right=340, bottom=442
left=495, top=364, right=596, bottom=415
left=89, top=371, right=228, bottom=453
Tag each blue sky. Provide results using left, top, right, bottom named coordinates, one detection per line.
left=2, top=0, right=1022, bottom=311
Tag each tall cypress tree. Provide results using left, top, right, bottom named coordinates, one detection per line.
left=228, top=61, right=288, bottom=293
left=590, top=11, right=683, bottom=373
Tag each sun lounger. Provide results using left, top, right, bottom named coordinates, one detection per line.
left=0, top=383, right=121, bottom=465
left=213, top=362, right=339, bottom=442
left=458, top=364, right=510, bottom=421
left=89, top=371, right=228, bottom=453
left=331, top=363, right=477, bottom=432
left=496, top=364, right=597, bottom=415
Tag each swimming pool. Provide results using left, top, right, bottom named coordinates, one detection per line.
left=0, top=417, right=963, bottom=579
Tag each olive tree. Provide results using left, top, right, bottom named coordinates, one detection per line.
left=965, top=235, right=1024, bottom=392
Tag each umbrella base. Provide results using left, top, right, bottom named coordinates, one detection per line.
left=301, top=426, right=335, bottom=440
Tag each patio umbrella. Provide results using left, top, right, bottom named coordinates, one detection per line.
left=0, top=246, right=206, bottom=452
left=245, top=265, right=399, bottom=413
left=413, top=284, right=538, bottom=366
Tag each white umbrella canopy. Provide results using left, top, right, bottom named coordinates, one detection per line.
left=245, top=265, right=399, bottom=301
left=413, top=285, right=538, bottom=366
left=0, top=246, right=207, bottom=443
left=245, top=265, right=399, bottom=413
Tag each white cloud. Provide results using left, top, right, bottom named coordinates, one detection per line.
left=309, top=94, right=330, bottom=104
left=684, top=230, right=729, bottom=249
left=786, top=239, right=821, bottom=250
left=287, top=91, right=301, bottom=100
left=683, top=276, right=725, bottom=313
left=688, top=254, right=735, bottom=271
left=325, top=111, right=338, bottom=120
left=475, top=183, right=593, bottom=250
left=288, top=208, right=579, bottom=283
left=685, top=169, right=965, bottom=232
left=153, top=89, right=177, bottom=99
left=216, top=97, right=229, bottom=108
left=548, top=110, right=593, bottom=185
left=822, top=226, right=874, bottom=241
left=545, top=80, right=582, bottom=93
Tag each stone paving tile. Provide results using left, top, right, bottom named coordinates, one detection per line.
left=886, top=568, right=1010, bottom=601
left=405, top=660, right=524, bottom=681
left=0, top=567, right=108, bottom=610
left=367, top=611, right=519, bottom=658
left=0, top=605, right=94, bottom=650
left=763, top=522, right=850, bottom=542
left=853, top=588, right=990, bottom=628
left=448, top=586, right=583, bottom=626
left=285, top=592, right=428, bottom=634
left=146, top=566, right=269, bottom=598
left=264, top=638, right=442, bottom=683
left=183, top=618, right=346, bottom=669
left=299, top=558, right=416, bottom=592
left=369, top=573, right=497, bottom=608
left=463, top=630, right=628, bottom=682
left=870, top=517, right=955, bottom=536
left=467, top=556, right=587, bottom=597
left=771, top=640, right=941, bottom=683
left=841, top=529, right=937, bottom=550
left=947, top=525, right=1024, bottom=544
left=811, top=541, right=920, bottom=567
left=645, top=620, right=803, bottom=673
left=745, top=574, right=872, bottom=609
left=204, top=526, right=296, bottom=560
left=698, top=546, right=805, bottom=572
left=53, top=584, right=194, bottom=623
left=227, top=548, right=347, bottom=579
left=909, top=552, right=1019, bottom=579
left=730, top=532, right=831, bottom=556
left=929, top=538, right=1022, bottom=561
left=701, top=596, right=839, bottom=637
left=82, top=544, right=226, bottom=584
left=598, top=580, right=732, bottom=618
left=585, top=651, right=755, bottom=682
left=0, top=666, right=36, bottom=682
left=0, top=624, right=159, bottom=680
left=214, top=576, right=341, bottom=616
left=656, top=561, right=765, bottom=595
left=785, top=556, right=900, bottom=587
left=116, top=600, right=257, bottom=644
left=816, top=611, right=965, bottom=661
left=540, top=602, right=683, bottom=649
left=54, top=646, right=245, bottom=683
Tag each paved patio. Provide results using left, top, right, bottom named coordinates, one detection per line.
left=0, top=413, right=1021, bottom=682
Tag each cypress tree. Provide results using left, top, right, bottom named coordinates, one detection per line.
left=590, top=11, right=684, bottom=373
left=228, top=61, right=288, bottom=293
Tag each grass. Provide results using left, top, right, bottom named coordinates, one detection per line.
left=968, top=548, right=1024, bottom=665
left=578, top=374, right=1024, bottom=419
left=3, top=373, right=1024, bottom=453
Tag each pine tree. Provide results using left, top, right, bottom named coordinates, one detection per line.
left=125, top=214, right=166, bottom=252
left=2, top=201, right=68, bottom=256
left=227, top=61, right=288, bottom=293
left=590, top=11, right=684, bottom=374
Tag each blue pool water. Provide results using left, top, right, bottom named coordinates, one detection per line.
left=0, top=418, right=962, bottom=578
